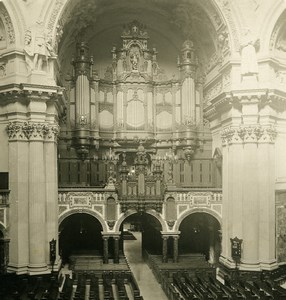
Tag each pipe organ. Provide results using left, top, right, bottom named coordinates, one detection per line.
left=61, top=20, right=216, bottom=188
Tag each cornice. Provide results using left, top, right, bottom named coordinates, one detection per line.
left=204, top=88, right=286, bottom=120
left=0, top=83, right=65, bottom=105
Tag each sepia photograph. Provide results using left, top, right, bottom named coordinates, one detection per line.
left=0, top=0, right=286, bottom=299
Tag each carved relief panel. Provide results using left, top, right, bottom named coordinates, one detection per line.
left=0, top=18, right=7, bottom=50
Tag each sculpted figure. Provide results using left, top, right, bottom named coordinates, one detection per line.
left=240, top=29, right=259, bottom=76
left=130, top=52, right=139, bottom=70
left=24, top=30, right=34, bottom=71
left=24, top=26, right=55, bottom=73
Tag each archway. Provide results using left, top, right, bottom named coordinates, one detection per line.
left=59, top=213, right=103, bottom=264
left=179, top=212, right=221, bottom=265
left=120, top=213, right=163, bottom=261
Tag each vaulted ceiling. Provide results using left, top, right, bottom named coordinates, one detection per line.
left=57, top=0, right=221, bottom=81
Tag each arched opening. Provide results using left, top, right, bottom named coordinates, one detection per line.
left=179, top=212, right=221, bottom=265
left=59, top=213, right=103, bottom=264
left=120, top=213, right=163, bottom=262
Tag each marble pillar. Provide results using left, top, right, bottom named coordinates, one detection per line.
left=113, top=236, right=120, bottom=264
left=173, top=236, right=179, bottom=263
left=219, top=100, right=278, bottom=271
left=44, top=125, right=59, bottom=271
left=162, top=236, right=168, bottom=263
left=103, top=236, right=109, bottom=264
left=7, top=130, right=29, bottom=274
left=208, top=228, right=215, bottom=265
left=28, top=131, right=48, bottom=273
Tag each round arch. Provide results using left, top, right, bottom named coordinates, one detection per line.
left=115, top=209, right=168, bottom=232
left=174, top=208, right=222, bottom=232
left=258, top=1, right=286, bottom=54
left=59, top=208, right=108, bottom=232
left=44, top=0, right=239, bottom=65
left=0, top=1, right=25, bottom=47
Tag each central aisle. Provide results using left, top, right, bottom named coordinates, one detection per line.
left=124, top=231, right=168, bottom=300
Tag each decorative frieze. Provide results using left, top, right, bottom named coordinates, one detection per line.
left=0, top=6, right=15, bottom=44
left=221, top=124, right=277, bottom=145
left=167, top=191, right=222, bottom=204
left=47, top=0, right=64, bottom=49
left=58, top=191, right=110, bottom=204
left=6, top=122, right=59, bottom=141
left=204, top=80, right=222, bottom=104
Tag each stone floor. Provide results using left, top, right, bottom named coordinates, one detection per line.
left=124, top=231, right=168, bottom=300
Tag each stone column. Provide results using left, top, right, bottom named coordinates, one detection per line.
left=3, top=239, right=9, bottom=273
left=208, top=227, right=215, bottom=265
left=257, top=122, right=276, bottom=269
left=123, top=89, right=127, bottom=130
left=28, top=123, right=48, bottom=273
left=103, top=236, right=109, bottom=264
left=162, top=236, right=168, bottom=263
left=113, top=236, right=120, bottom=264
left=242, top=127, right=259, bottom=267
left=6, top=122, right=29, bottom=274
left=44, top=123, right=59, bottom=271
left=173, top=236, right=179, bottom=263
left=217, top=94, right=278, bottom=272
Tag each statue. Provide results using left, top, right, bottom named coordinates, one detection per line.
left=24, top=30, right=34, bottom=71
left=130, top=52, right=139, bottom=70
left=240, top=29, right=259, bottom=76
left=24, top=26, right=56, bottom=73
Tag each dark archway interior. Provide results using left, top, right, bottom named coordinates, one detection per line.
left=120, top=213, right=163, bottom=256
left=179, top=213, right=221, bottom=260
left=59, top=213, right=103, bottom=263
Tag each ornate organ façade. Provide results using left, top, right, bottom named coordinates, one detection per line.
left=59, top=20, right=217, bottom=189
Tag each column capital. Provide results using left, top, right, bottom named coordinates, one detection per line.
left=6, top=121, right=59, bottom=142
left=161, top=231, right=181, bottom=236
left=221, top=124, right=277, bottom=146
left=101, top=231, right=121, bottom=238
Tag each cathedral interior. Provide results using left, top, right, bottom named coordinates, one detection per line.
left=1, top=0, right=286, bottom=299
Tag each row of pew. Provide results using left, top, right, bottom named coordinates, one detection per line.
left=161, top=271, right=286, bottom=299
left=0, top=270, right=143, bottom=300
left=0, top=273, right=59, bottom=300
left=60, top=270, right=143, bottom=300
